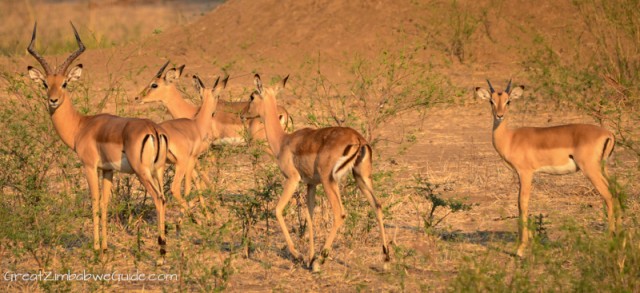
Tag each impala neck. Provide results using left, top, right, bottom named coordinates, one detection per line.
left=491, top=116, right=511, bottom=156
left=262, top=94, right=285, bottom=157
left=50, top=92, right=85, bottom=149
left=195, top=92, right=217, bottom=139
left=164, top=86, right=197, bottom=119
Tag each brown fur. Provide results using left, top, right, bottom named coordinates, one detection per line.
left=27, top=24, right=169, bottom=264
left=476, top=82, right=617, bottom=257
left=249, top=74, right=390, bottom=269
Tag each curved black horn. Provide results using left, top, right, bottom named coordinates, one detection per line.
left=486, top=79, right=495, bottom=93
left=155, top=60, right=171, bottom=78
left=505, top=79, right=513, bottom=94
left=27, top=22, right=53, bottom=75
left=57, top=22, right=86, bottom=74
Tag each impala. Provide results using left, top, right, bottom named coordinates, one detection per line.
left=158, top=74, right=228, bottom=222
left=27, top=23, right=169, bottom=264
left=242, top=74, right=389, bottom=271
left=134, top=64, right=290, bottom=146
left=475, top=80, right=617, bottom=257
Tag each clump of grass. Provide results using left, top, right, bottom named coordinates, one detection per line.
left=411, top=175, right=473, bottom=232
left=452, top=175, right=639, bottom=292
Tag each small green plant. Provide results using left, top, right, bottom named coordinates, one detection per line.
left=412, top=175, right=473, bottom=230
left=225, top=164, right=281, bottom=258
left=447, top=0, right=480, bottom=63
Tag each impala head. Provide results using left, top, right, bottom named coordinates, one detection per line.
left=27, top=22, right=85, bottom=112
left=192, top=74, right=229, bottom=112
left=241, top=73, right=289, bottom=120
left=475, top=79, right=524, bottom=123
left=134, top=61, right=185, bottom=104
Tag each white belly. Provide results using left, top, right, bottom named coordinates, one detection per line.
left=100, top=156, right=134, bottom=173
left=536, top=159, right=578, bottom=175
left=212, top=137, right=245, bottom=146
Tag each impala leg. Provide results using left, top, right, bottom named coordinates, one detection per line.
left=193, top=167, right=212, bottom=223
left=154, top=162, right=167, bottom=227
left=193, top=160, right=211, bottom=222
left=516, top=171, right=533, bottom=257
left=84, top=167, right=101, bottom=252
left=185, top=159, right=210, bottom=222
left=583, top=163, right=616, bottom=234
left=139, top=173, right=167, bottom=264
left=192, top=167, right=203, bottom=191
left=193, top=161, right=212, bottom=188
left=305, top=184, right=317, bottom=270
left=101, top=170, right=113, bottom=252
left=171, top=163, right=189, bottom=215
left=276, top=177, right=303, bottom=261
left=319, top=178, right=345, bottom=262
left=353, top=168, right=390, bottom=262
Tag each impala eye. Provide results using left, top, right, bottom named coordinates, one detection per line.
left=506, top=100, right=511, bottom=105
left=151, top=83, right=158, bottom=89
left=43, top=83, right=48, bottom=89
left=62, top=82, right=68, bottom=89
left=489, top=99, right=495, bottom=105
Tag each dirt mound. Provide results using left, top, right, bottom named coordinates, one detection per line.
left=140, top=0, right=581, bottom=86
left=4, top=0, right=584, bottom=94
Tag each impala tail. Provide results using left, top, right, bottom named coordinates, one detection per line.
left=601, top=134, right=615, bottom=162
left=140, top=130, right=168, bottom=167
left=332, top=142, right=368, bottom=181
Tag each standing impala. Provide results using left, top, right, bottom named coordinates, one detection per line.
left=27, top=23, right=169, bottom=264
left=242, top=74, right=389, bottom=271
left=135, top=64, right=290, bottom=146
left=475, top=80, right=617, bottom=257
left=158, top=74, right=228, bottom=222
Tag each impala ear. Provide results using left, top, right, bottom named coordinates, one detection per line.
left=27, top=66, right=47, bottom=87
left=192, top=74, right=205, bottom=95
left=279, top=74, right=289, bottom=90
left=475, top=87, right=491, bottom=100
left=66, top=64, right=83, bottom=83
left=165, top=65, right=184, bottom=83
left=254, top=73, right=263, bottom=94
left=509, top=85, right=525, bottom=100
left=220, top=75, right=229, bottom=89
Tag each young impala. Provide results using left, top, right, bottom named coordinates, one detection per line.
left=475, top=80, right=617, bottom=257
left=27, top=23, right=169, bottom=264
left=157, top=74, right=228, bottom=222
left=242, top=74, right=390, bottom=271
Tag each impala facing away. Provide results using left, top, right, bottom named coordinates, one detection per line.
left=27, top=23, right=169, bottom=264
left=475, top=80, right=617, bottom=257
left=158, top=74, right=228, bottom=222
left=135, top=63, right=290, bottom=147
left=242, top=74, right=390, bottom=271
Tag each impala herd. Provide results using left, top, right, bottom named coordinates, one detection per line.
left=23, top=23, right=619, bottom=270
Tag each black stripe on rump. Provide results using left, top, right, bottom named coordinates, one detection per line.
left=334, top=144, right=360, bottom=178
left=140, top=134, right=151, bottom=162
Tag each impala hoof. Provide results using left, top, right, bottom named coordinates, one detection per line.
left=310, top=258, right=321, bottom=273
